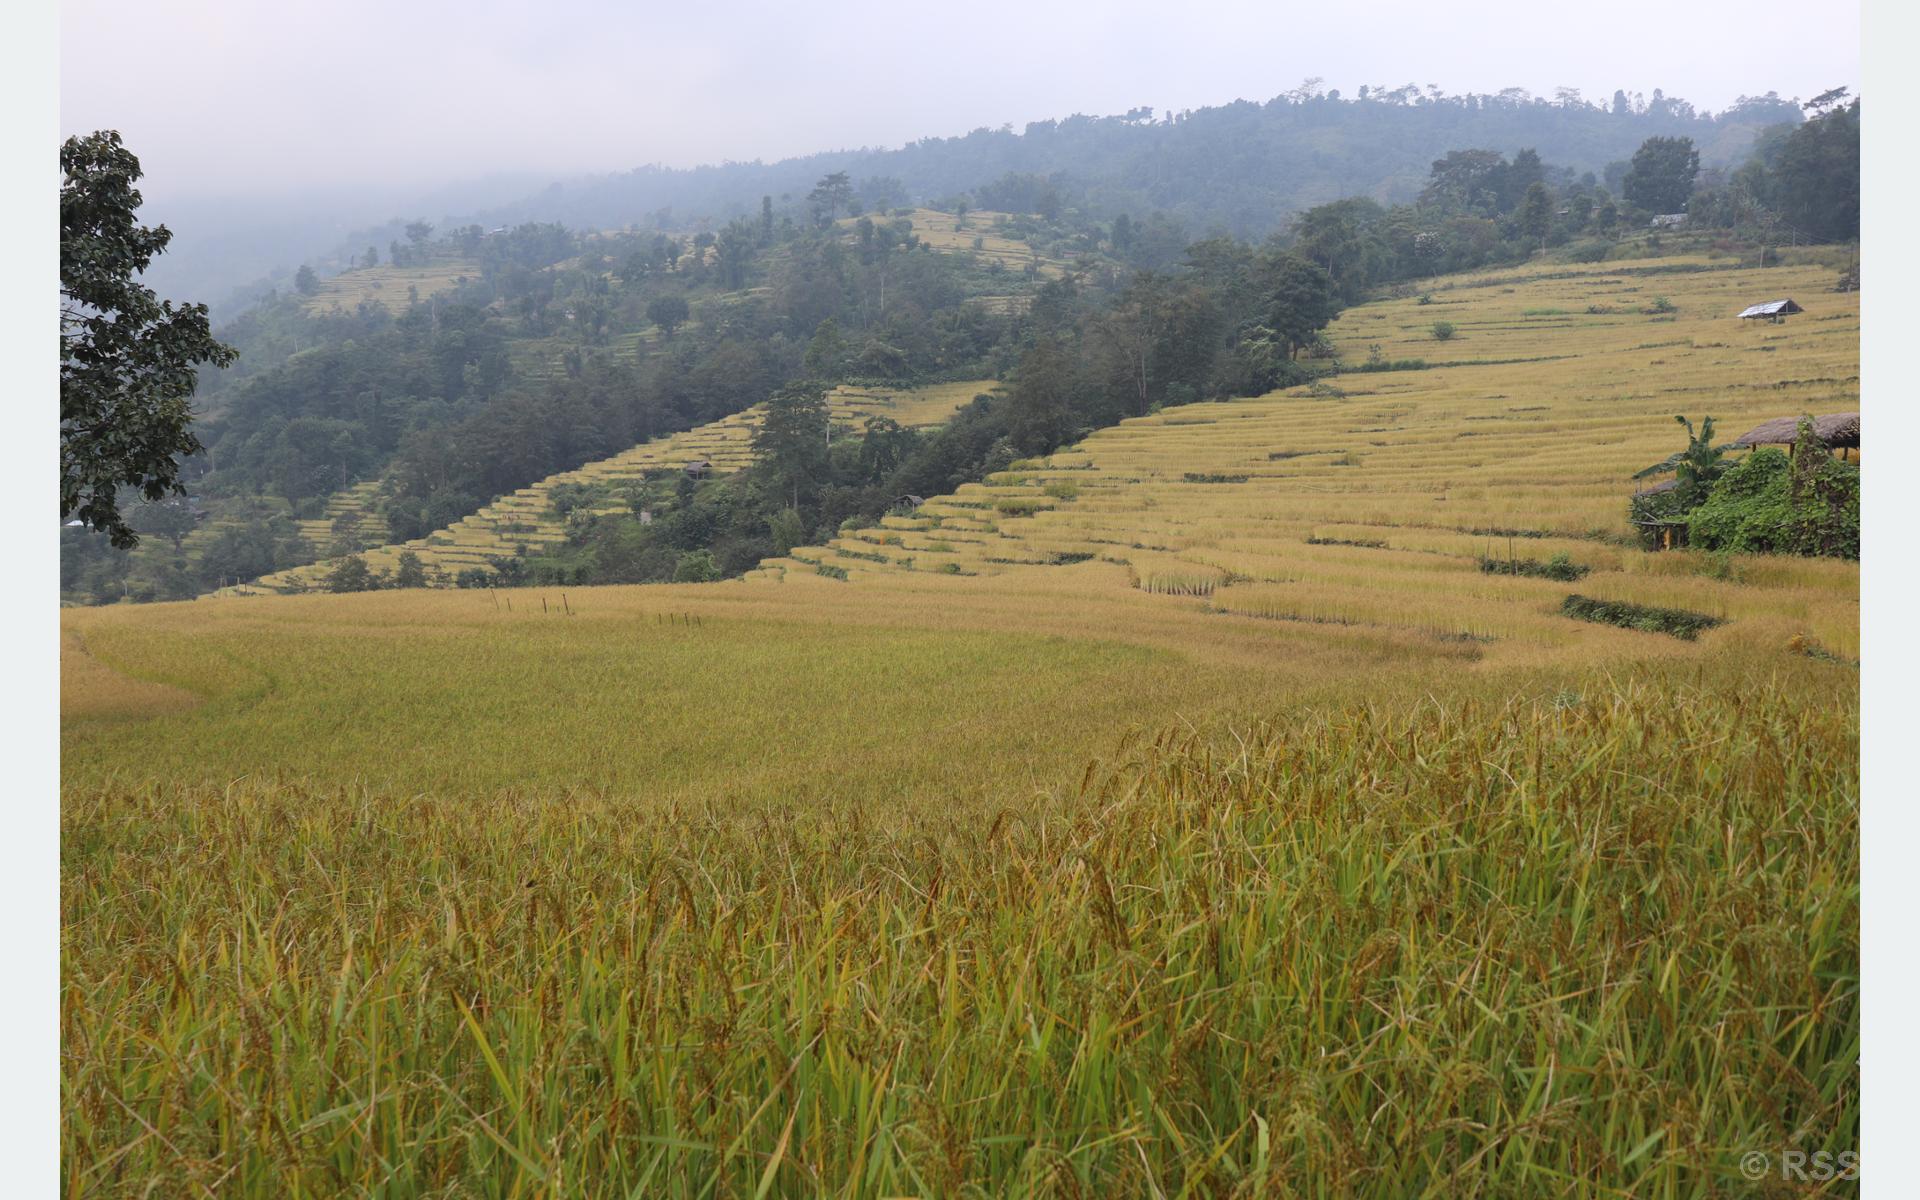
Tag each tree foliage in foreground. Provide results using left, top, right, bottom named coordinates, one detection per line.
left=61, top=131, right=235, bottom=547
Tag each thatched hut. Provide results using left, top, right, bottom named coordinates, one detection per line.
left=683, top=460, right=713, bottom=479
left=1730, top=412, right=1859, bottom=459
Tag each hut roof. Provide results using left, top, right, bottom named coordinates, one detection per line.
left=1738, top=298, right=1804, bottom=318
left=1730, top=412, right=1860, bottom=449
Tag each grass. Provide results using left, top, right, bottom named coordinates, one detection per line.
left=63, top=254, right=1859, bottom=1195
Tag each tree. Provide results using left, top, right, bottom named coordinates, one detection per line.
left=1633, top=415, right=1730, bottom=509
left=1623, top=137, right=1699, bottom=214
left=803, top=318, right=846, bottom=379
left=392, top=550, right=427, bottom=588
left=1007, top=338, right=1078, bottom=453
left=753, top=383, right=831, bottom=510
left=1516, top=182, right=1552, bottom=250
left=129, top=498, right=198, bottom=550
left=646, top=294, right=690, bottom=337
left=405, top=221, right=435, bottom=248
left=294, top=264, right=319, bottom=295
left=808, top=172, right=855, bottom=226
left=1769, top=98, right=1859, bottom=241
left=324, top=555, right=379, bottom=593
left=1259, top=254, right=1340, bottom=359
left=715, top=219, right=756, bottom=289
left=362, top=246, right=379, bottom=268
left=1421, top=149, right=1508, bottom=214
left=61, top=131, right=236, bottom=547
left=766, top=508, right=806, bottom=556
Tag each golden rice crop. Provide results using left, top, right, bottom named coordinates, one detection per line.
left=63, top=254, right=1859, bottom=1196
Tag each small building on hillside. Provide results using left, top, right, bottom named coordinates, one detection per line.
left=1730, top=411, right=1860, bottom=459
left=1650, top=213, right=1688, bottom=228
left=1738, top=298, right=1804, bottom=322
left=894, top=494, right=926, bottom=510
left=683, top=460, right=713, bottom=479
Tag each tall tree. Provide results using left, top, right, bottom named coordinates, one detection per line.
left=1623, top=136, right=1699, bottom=213
left=753, top=383, right=831, bottom=510
left=646, top=294, right=690, bottom=337
left=1516, top=182, right=1553, bottom=250
left=808, top=172, right=855, bottom=227
left=61, top=132, right=236, bottom=547
left=1769, top=96, right=1859, bottom=241
left=1258, top=254, right=1340, bottom=359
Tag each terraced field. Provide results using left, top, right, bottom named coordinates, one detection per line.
left=845, top=207, right=1068, bottom=276
left=63, top=254, right=1860, bottom=1197
left=234, top=380, right=993, bottom=592
left=760, top=256, right=1859, bottom=662
left=302, top=259, right=477, bottom=315
left=291, top=479, right=390, bottom=556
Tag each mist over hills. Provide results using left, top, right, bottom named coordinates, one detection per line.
left=161, top=84, right=1804, bottom=314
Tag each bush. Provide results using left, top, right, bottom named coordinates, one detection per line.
left=1479, top=552, right=1589, bottom=581
left=1561, top=594, right=1723, bottom=640
left=1568, top=240, right=1612, bottom=263
left=1688, top=442, right=1859, bottom=559
left=1430, top=321, right=1456, bottom=341
left=1645, top=296, right=1677, bottom=314
left=672, top=550, right=720, bottom=583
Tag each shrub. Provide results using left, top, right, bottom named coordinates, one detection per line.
left=1561, top=594, right=1723, bottom=639
left=1645, top=296, right=1677, bottom=314
left=1480, top=552, right=1589, bottom=581
left=1430, top=321, right=1456, bottom=341
left=672, top=550, right=720, bottom=583
left=1043, top=480, right=1081, bottom=501
left=1688, top=439, right=1859, bottom=559
left=454, top=567, right=494, bottom=589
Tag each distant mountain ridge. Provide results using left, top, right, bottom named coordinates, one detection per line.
left=459, top=87, right=1802, bottom=238
left=175, top=85, right=1805, bottom=315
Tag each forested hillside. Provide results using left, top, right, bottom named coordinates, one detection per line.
left=443, top=85, right=1802, bottom=240
left=61, top=87, right=1856, bottom=605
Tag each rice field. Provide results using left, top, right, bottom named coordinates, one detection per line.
left=62, top=255, right=1859, bottom=1196
left=233, top=381, right=993, bottom=593
left=845, top=208, right=1069, bottom=277
left=770, top=257, right=1859, bottom=663
left=302, top=260, right=478, bottom=315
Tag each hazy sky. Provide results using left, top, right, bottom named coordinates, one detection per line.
left=63, top=0, right=1860, bottom=204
